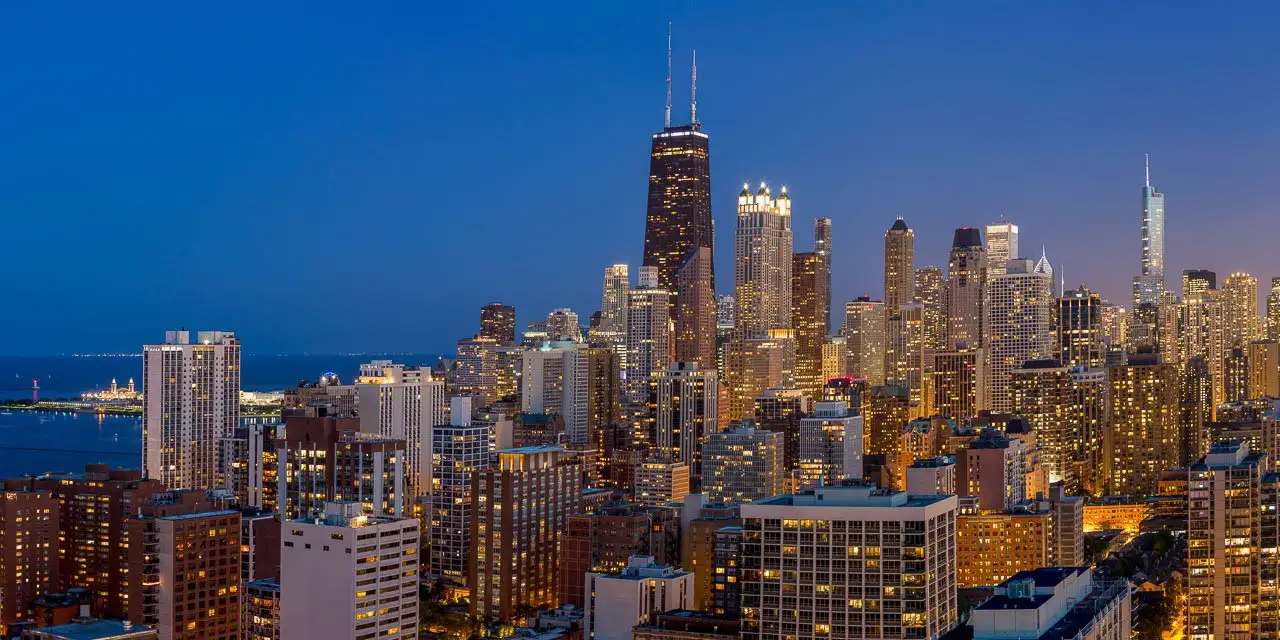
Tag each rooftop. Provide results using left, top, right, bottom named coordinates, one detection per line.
left=160, top=509, right=238, bottom=522
left=25, top=619, right=155, bottom=640
left=751, top=485, right=952, bottom=509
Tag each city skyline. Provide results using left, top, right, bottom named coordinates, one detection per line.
left=5, top=3, right=1280, bottom=355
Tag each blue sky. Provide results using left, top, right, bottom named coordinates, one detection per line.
left=2, top=2, right=1278, bottom=354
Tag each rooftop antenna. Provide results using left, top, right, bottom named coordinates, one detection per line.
left=664, top=23, right=672, bottom=128
left=690, top=49, right=698, bottom=125
left=1145, top=153, right=1150, bottom=188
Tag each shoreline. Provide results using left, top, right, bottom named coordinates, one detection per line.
left=0, top=401, right=280, bottom=419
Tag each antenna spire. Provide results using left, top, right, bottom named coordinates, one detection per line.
left=665, top=23, right=672, bottom=128
left=690, top=49, right=698, bottom=125
left=1145, top=153, right=1150, bottom=188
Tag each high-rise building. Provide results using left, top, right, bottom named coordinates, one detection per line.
left=701, top=425, right=785, bottom=505
left=1224, top=346, right=1250, bottom=403
left=598, top=264, right=631, bottom=366
left=793, top=249, right=829, bottom=399
left=843, top=297, right=886, bottom=385
left=546, top=308, right=583, bottom=342
left=676, top=247, right=717, bottom=370
left=1186, top=441, right=1266, bottom=640
left=1179, top=356, right=1213, bottom=468
left=1132, top=158, right=1167, bottom=305
left=1056, top=285, right=1104, bottom=370
left=522, top=342, right=619, bottom=446
left=275, top=414, right=407, bottom=519
left=884, top=217, right=915, bottom=386
left=241, top=578, right=280, bottom=640
left=723, top=335, right=795, bottom=422
left=126, top=491, right=241, bottom=640
left=654, top=362, right=719, bottom=480
left=814, top=218, right=833, bottom=332
left=454, top=335, right=500, bottom=402
left=428, top=402, right=492, bottom=583
left=946, top=227, right=988, bottom=350
left=985, top=220, right=1019, bottom=278
left=983, top=256, right=1054, bottom=412
left=221, top=422, right=281, bottom=512
left=560, top=503, right=681, bottom=607
left=480, top=303, right=517, bottom=345
left=0, top=484, right=58, bottom=628
left=797, top=401, right=864, bottom=489
left=1010, top=360, right=1079, bottom=487
left=470, top=447, right=583, bottom=620
left=626, top=268, right=673, bottom=402
left=642, top=70, right=713, bottom=296
left=956, top=502, right=1055, bottom=589
left=821, top=337, right=846, bottom=384
left=1223, top=272, right=1263, bottom=347
left=584, top=555, right=693, bottom=640
left=280, top=502, right=419, bottom=640
left=633, top=459, right=690, bottom=507
left=929, top=349, right=982, bottom=421
left=915, top=266, right=946, bottom=353
left=906, top=457, right=956, bottom=496
left=734, top=183, right=793, bottom=340
left=1267, top=277, right=1280, bottom=341
left=353, top=360, right=443, bottom=500
left=1106, top=351, right=1179, bottom=495
left=739, top=486, right=959, bottom=640
left=967, top=568, right=1131, bottom=640
left=753, top=388, right=813, bottom=475
left=143, top=329, right=241, bottom=490
left=865, top=385, right=911, bottom=471
left=957, top=429, right=1028, bottom=512
left=1182, top=290, right=1230, bottom=410
left=1249, top=339, right=1280, bottom=398
left=1183, top=269, right=1217, bottom=300
left=888, top=302, right=928, bottom=407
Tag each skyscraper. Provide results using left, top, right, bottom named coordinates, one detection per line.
left=429, top=401, right=492, bottom=583
left=626, top=267, right=673, bottom=402
left=884, top=217, right=915, bottom=384
left=676, top=247, right=717, bottom=369
left=983, top=257, right=1054, bottom=412
left=143, top=329, right=241, bottom=490
left=480, top=303, right=517, bottom=345
left=598, top=264, right=630, bottom=364
left=1056, top=285, right=1105, bottom=370
left=793, top=249, right=828, bottom=398
left=700, top=425, right=785, bottom=505
left=1009, top=360, right=1078, bottom=487
left=930, top=349, right=982, bottom=421
left=643, top=38, right=712, bottom=294
left=545, top=307, right=583, bottom=342
left=1106, top=351, right=1178, bottom=495
left=843, top=297, right=886, bottom=385
left=1133, top=155, right=1166, bottom=306
left=814, top=217, right=833, bottom=332
left=984, top=220, right=1018, bottom=277
left=947, top=227, right=987, bottom=350
left=1182, top=269, right=1217, bottom=299
left=1222, top=272, right=1262, bottom=347
left=915, top=265, right=946, bottom=352
left=733, top=183, right=793, bottom=338
left=797, top=401, right=864, bottom=489
left=1267, top=277, right=1280, bottom=341
left=353, top=360, right=442, bottom=500
left=653, top=361, right=719, bottom=480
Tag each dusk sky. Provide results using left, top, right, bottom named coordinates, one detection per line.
left=3, top=2, right=1279, bottom=355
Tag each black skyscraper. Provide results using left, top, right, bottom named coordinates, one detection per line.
left=643, top=123, right=713, bottom=294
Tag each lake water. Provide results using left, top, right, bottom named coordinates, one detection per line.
left=0, top=354, right=438, bottom=477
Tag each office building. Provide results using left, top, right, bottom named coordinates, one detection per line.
left=967, top=567, right=1130, bottom=640
left=793, top=248, right=829, bottom=399
left=1187, top=441, right=1267, bottom=640
left=470, top=447, right=583, bottom=620
left=1249, top=339, right=1280, bottom=398
left=584, top=556, right=693, bottom=640
left=754, top=387, right=813, bottom=474
left=821, top=337, right=846, bottom=384
left=865, top=384, right=910, bottom=461
left=275, top=415, right=407, bottom=519
left=985, top=220, right=1019, bottom=277
left=843, top=297, right=886, bottom=385
left=0, top=484, right=59, bottom=628
left=626, top=268, right=673, bottom=402
left=983, top=256, right=1054, bottom=412
left=733, top=183, right=793, bottom=340
left=1223, top=272, right=1263, bottom=347
left=280, top=502, right=419, bottom=640
left=724, top=335, right=795, bottom=422
left=1056, top=285, right=1105, bottom=370
left=797, top=401, right=864, bottom=489
left=560, top=503, right=681, bottom=607
left=634, top=459, right=691, bottom=507
left=1010, top=360, right=1078, bottom=485
left=126, top=491, right=241, bottom=640
left=884, top=217, right=915, bottom=385
left=676, top=247, right=717, bottom=371
left=654, top=362, right=719, bottom=479
left=1132, top=158, right=1166, bottom=306
left=739, top=485, right=959, bottom=640
left=929, top=349, right=982, bottom=421
left=428, top=401, right=491, bottom=582
left=915, top=266, right=946, bottom=352
left=454, top=334, right=500, bottom=402
left=598, top=264, right=631, bottom=364
left=1182, top=269, right=1217, bottom=300
left=522, top=342, right=620, bottom=446
left=946, top=227, right=987, bottom=350
left=545, top=308, right=583, bottom=342
left=701, top=425, right=785, bottom=505
left=1106, top=352, right=1178, bottom=495
left=1268, top=277, right=1280, bottom=341
left=143, top=329, right=240, bottom=490
left=480, top=303, right=517, bottom=345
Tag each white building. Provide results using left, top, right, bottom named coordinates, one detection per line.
left=740, top=485, right=959, bottom=640
left=985, top=220, right=1019, bottom=277
left=733, top=182, right=793, bottom=339
left=584, top=555, right=693, bottom=640
left=626, top=267, right=673, bottom=402
left=983, top=257, right=1053, bottom=412
left=797, top=401, right=864, bottom=489
left=143, top=329, right=241, bottom=490
left=598, top=264, right=631, bottom=368
left=522, top=341, right=617, bottom=445
left=351, top=361, right=445, bottom=499
left=280, top=501, right=419, bottom=640
left=969, top=567, right=1130, bottom=640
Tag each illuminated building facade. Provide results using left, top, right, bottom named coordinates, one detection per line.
left=843, top=297, right=886, bottom=385
left=915, top=265, right=946, bottom=353
left=984, top=220, right=1018, bottom=278
left=724, top=335, right=795, bottom=422
left=351, top=360, right=442, bottom=500
left=479, top=302, right=517, bottom=345
left=143, top=329, right=241, bottom=491
left=1106, top=352, right=1178, bottom=495
left=884, top=217, right=915, bottom=386
left=221, top=422, right=280, bottom=512
left=654, top=361, right=719, bottom=480
left=701, top=425, right=785, bottom=505
left=739, top=486, right=959, bottom=640
left=643, top=123, right=713, bottom=295
left=983, top=257, right=1054, bottom=412
left=0, top=485, right=58, bottom=628
left=1182, top=269, right=1217, bottom=300
left=454, top=334, right=499, bottom=402
left=241, top=577, right=280, bottom=640
left=929, top=349, right=982, bottom=422
left=793, top=248, right=828, bottom=399
left=821, top=337, right=846, bottom=384
left=797, top=401, right=864, bottom=490
left=677, top=247, right=717, bottom=370
left=1249, top=339, right=1280, bottom=398
left=1223, top=272, right=1262, bottom=347
left=560, top=503, right=680, bottom=607
left=1009, top=360, right=1077, bottom=486
left=1056, top=285, right=1105, bottom=370
left=428, top=401, right=491, bottom=582
left=584, top=556, right=693, bottom=640
left=546, top=307, right=583, bottom=342
left=1132, top=159, right=1166, bottom=306
left=634, top=458, right=691, bottom=507
left=626, top=267, right=673, bottom=402
left=946, top=227, right=987, bottom=350
left=598, top=264, right=631, bottom=367
left=1268, top=277, right=1280, bottom=341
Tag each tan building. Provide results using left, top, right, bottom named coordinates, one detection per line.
left=701, top=426, right=785, bottom=505
left=843, top=297, right=886, bottom=385
left=1106, top=351, right=1178, bottom=495
left=884, top=217, right=916, bottom=389
left=820, top=337, right=846, bottom=384
left=929, top=349, right=982, bottom=421
left=1223, top=272, right=1263, bottom=347
left=723, top=334, right=795, bottom=422
left=983, top=257, right=1054, bottom=413
left=634, top=459, right=691, bottom=507
left=1248, top=339, right=1279, bottom=398
left=946, top=227, right=987, bottom=350
left=470, top=447, right=582, bottom=621
left=680, top=498, right=741, bottom=612
left=126, top=490, right=241, bottom=640
left=793, top=249, right=828, bottom=399
left=676, top=247, right=717, bottom=372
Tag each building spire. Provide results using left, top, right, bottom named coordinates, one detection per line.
left=690, top=49, right=698, bottom=125
left=1145, top=153, right=1150, bottom=188
left=665, top=22, right=672, bottom=128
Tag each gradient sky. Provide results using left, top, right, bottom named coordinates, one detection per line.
left=3, top=2, right=1279, bottom=355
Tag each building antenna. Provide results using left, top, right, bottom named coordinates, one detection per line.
left=690, top=49, right=698, bottom=125
left=1145, top=153, right=1150, bottom=188
left=665, top=22, right=672, bottom=128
